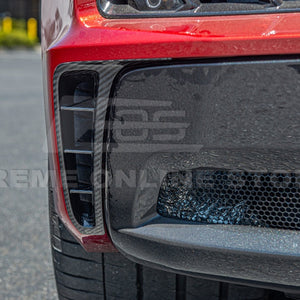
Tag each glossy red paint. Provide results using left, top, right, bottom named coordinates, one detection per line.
left=42, top=0, right=300, bottom=252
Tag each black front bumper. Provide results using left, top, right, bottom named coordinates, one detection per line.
left=105, top=57, right=300, bottom=291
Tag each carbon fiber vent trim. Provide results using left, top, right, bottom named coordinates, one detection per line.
left=157, top=169, right=300, bottom=230
left=53, top=61, right=124, bottom=235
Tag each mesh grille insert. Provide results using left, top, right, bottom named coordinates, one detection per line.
left=157, top=169, right=300, bottom=230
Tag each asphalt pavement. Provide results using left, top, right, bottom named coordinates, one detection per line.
left=0, top=50, right=58, bottom=299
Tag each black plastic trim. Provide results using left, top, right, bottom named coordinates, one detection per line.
left=105, top=56, right=300, bottom=291
left=112, top=226, right=300, bottom=293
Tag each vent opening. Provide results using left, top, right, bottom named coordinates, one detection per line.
left=58, top=71, right=99, bottom=228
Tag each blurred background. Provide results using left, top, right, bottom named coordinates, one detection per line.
left=0, top=0, right=58, bottom=299
left=0, top=0, right=39, bottom=48
left=0, top=0, right=39, bottom=19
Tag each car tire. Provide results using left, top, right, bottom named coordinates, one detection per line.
left=49, top=184, right=290, bottom=300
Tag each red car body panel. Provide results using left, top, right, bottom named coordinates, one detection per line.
left=42, top=0, right=300, bottom=252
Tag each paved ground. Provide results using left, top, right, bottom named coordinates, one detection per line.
left=0, top=50, right=58, bottom=299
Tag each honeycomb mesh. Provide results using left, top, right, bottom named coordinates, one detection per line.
left=157, top=169, right=300, bottom=230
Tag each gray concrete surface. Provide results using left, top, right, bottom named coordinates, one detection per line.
left=0, top=50, right=58, bottom=299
